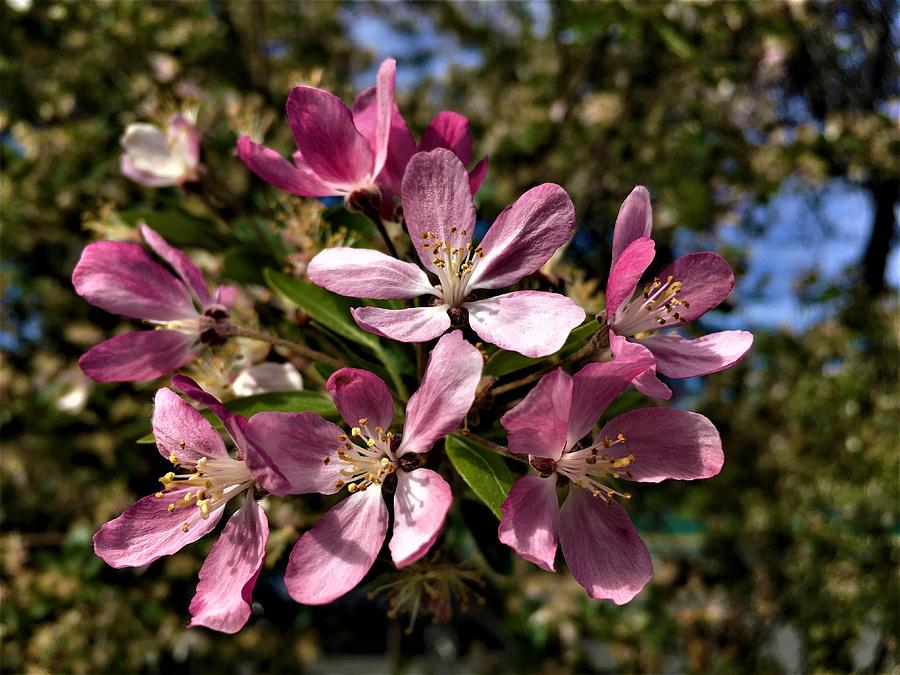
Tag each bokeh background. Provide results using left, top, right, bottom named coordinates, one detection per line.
left=2, top=1, right=898, bottom=672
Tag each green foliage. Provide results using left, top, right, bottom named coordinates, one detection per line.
left=446, top=435, right=515, bottom=519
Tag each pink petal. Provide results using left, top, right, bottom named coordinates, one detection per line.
left=466, top=183, right=576, bottom=291
left=169, top=113, right=201, bottom=166
left=558, top=490, right=652, bottom=604
left=351, top=305, right=450, bottom=343
left=468, top=155, right=488, bottom=194
left=611, top=186, right=652, bottom=265
left=353, top=87, right=417, bottom=198
left=93, top=487, right=224, bottom=568
left=608, top=331, right=671, bottom=400
left=284, top=488, right=388, bottom=605
left=152, top=387, right=228, bottom=465
left=642, top=330, right=753, bottom=378
left=597, top=408, right=723, bottom=482
left=605, top=237, right=655, bottom=320
left=371, top=58, right=396, bottom=179
left=399, top=330, right=482, bottom=454
left=79, top=330, right=198, bottom=383
left=326, top=368, right=394, bottom=431
left=215, top=285, right=238, bottom=309
left=401, top=149, right=476, bottom=273
left=307, top=247, right=437, bottom=300
left=419, top=111, right=473, bottom=166
left=242, top=411, right=347, bottom=496
left=73, top=241, right=196, bottom=321
left=656, top=252, right=735, bottom=322
left=286, top=86, right=374, bottom=189
left=389, top=468, right=452, bottom=567
left=171, top=375, right=247, bottom=455
left=466, top=291, right=585, bottom=358
left=631, top=367, right=672, bottom=400
left=236, top=136, right=336, bottom=197
left=566, top=340, right=656, bottom=447
left=500, top=369, right=572, bottom=460
left=189, top=495, right=268, bottom=634
left=139, top=224, right=210, bottom=305
left=498, top=475, right=559, bottom=571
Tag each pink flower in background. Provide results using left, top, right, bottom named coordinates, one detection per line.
left=244, top=331, right=482, bottom=605
left=121, top=113, right=200, bottom=187
left=72, top=223, right=236, bottom=382
left=498, top=353, right=723, bottom=603
left=307, top=148, right=585, bottom=358
left=604, top=186, right=754, bottom=398
left=93, top=377, right=271, bottom=633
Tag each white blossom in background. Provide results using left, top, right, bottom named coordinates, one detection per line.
left=121, top=113, right=200, bottom=187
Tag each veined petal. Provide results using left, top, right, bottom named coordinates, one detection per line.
left=498, top=475, right=559, bottom=571
left=351, top=305, right=450, bottom=343
left=597, top=408, right=723, bottom=482
left=401, top=149, right=476, bottom=273
left=93, top=487, right=224, bottom=568
left=353, top=86, right=417, bottom=198
left=642, top=330, right=753, bottom=378
left=236, top=136, right=336, bottom=197
left=152, top=387, right=228, bottom=464
left=284, top=487, right=388, bottom=605
left=466, top=183, right=576, bottom=291
left=500, top=369, right=572, bottom=460
left=189, top=495, right=268, bottom=634
left=326, top=368, right=393, bottom=432
left=242, top=412, right=346, bottom=496
left=140, top=223, right=210, bottom=305
left=372, top=58, right=396, bottom=178
left=399, top=330, right=482, bottom=454
left=307, top=247, right=437, bottom=300
left=79, top=330, right=198, bottom=383
left=466, top=291, right=585, bottom=358
left=73, top=241, right=196, bottom=321
left=656, top=252, right=735, bottom=322
left=389, top=468, right=452, bottom=568
left=611, top=186, right=653, bottom=266
left=419, top=111, right=473, bottom=167
left=605, top=237, right=655, bottom=320
left=558, top=490, right=652, bottom=604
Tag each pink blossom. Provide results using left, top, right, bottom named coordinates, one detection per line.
left=498, top=353, right=724, bottom=603
left=307, top=149, right=585, bottom=358
left=236, top=59, right=484, bottom=203
left=72, top=224, right=235, bottom=382
left=605, top=187, right=754, bottom=398
left=243, top=331, right=482, bottom=605
left=121, top=113, right=200, bottom=187
left=93, top=377, right=273, bottom=633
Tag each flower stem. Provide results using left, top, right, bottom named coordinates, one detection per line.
left=229, top=325, right=344, bottom=369
left=456, top=431, right=528, bottom=464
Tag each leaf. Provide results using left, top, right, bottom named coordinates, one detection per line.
left=484, top=320, right=599, bottom=378
left=222, top=246, right=273, bottom=285
left=119, top=208, right=230, bottom=249
left=226, top=390, right=338, bottom=419
left=445, top=434, right=514, bottom=519
left=460, top=500, right=512, bottom=574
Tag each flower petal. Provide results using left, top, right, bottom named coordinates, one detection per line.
left=326, top=368, right=393, bottom=431
left=93, top=487, right=224, bottom=568
left=608, top=331, right=671, bottom=400
left=371, top=58, right=396, bottom=179
left=139, top=224, right=210, bottom=305
left=468, top=155, right=488, bottom=194
left=284, top=487, right=388, bottom=605
left=231, top=362, right=303, bottom=397
left=500, top=369, right=572, bottom=460
left=605, top=237, right=655, bottom=320
left=498, top=475, right=559, bottom=571
left=79, top=330, right=198, bottom=383
left=465, top=291, right=585, bottom=358
left=73, top=241, right=196, bottom=321
left=189, top=495, right=268, bottom=634
left=121, top=155, right=179, bottom=187
left=611, top=186, right=652, bottom=266
left=152, top=387, right=228, bottom=464
left=351, top=305, right=451, bottom=343
left=242, top=411, right=347, bottom=496
left=354, top=87, right=417, bottom=198
left=642, top=330, right=753, bottom=378
left=656, top=252, right=735, bottom=322
left=466, top=183, right=576, bottom=291
left=389, top=468, right=452, bottom=568
left=399, top=330, right=482, bottom=454
left=419, top=111, right=473, bottom=167
left=171, top=375, right=247, bottom=455
left=597, top=408, right=723, bottom=482
left=631, top=367, right=672, bottom=400
left=236, top=136, right=335, bottom=197
left=307, top=247, right=437, bottom=300
left=558, top=490, right=652, bottom=604
left=286, top=86, right=373, bottom=188
left=401, top=148, right=476, bottom=273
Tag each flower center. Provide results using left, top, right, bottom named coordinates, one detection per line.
left=421, top=228, right=484, bottom=307
left=157, top=451, right=255, bottom=530
left=612, top=275, right=690, bottom=337
left=555, top=433, right=635, bottom=504
left=325, top=417, right=398, bottom=494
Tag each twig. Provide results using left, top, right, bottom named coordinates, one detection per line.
left=230, top=325, right=344, bottom=369
left=456, top=431, right=528, bottom=464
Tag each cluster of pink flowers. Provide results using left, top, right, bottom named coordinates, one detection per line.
left=78, top=58, right=752, bottom=633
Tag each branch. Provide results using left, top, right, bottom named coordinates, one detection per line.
left=229, top=325, right=344, bottom=369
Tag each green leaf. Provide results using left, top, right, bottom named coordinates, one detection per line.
left=119, top=208, right=230, bottom=249
left=484, top=320, right=599, bottom=378
left=222, top=246, right=273, bottom=285
left=445, top=435, right=514, bottom=519
left=136, top=432, right=155, bottom=444
left=226, top=390, right=337, bottom=419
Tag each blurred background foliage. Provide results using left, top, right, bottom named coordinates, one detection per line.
left=1, top=0, right=898, bottom=672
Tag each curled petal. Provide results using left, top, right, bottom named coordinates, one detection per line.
left=236, top=136, right=335, bottom=197
left=642, top=330, right=753, bottom=378
left=611, top=186, right=653, bottom=265
left=631, top=367, right=672, bottom=400
left=500, top=369, right=572, bottom=460
left=656, top=252, right=735, bottom=322
left=326, top=368, right=393, bottom=432
left=152, top=387, right=228, bottom=464
left=351, top=305, right=451, bottom=343
left=79, top=330, right=198, bottom=383
left=354, top=86, right=417, bottom=198
left=419, top=111, right=473, bottom=166
left=140, top=223, right=210, bottom=305
left=372, top=58, right=396, bottom=178
left=307, top=247, right=437, bottom=300
left=389, top=468, right=452, bottom=568
left=606, top=237, right=655, bottom=320
left=498, top=475, right=559, bottom=571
